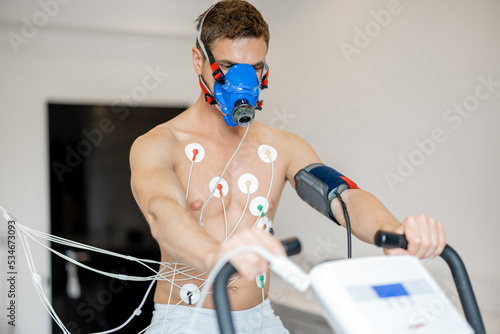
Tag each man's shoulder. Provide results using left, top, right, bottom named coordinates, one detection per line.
left=133, top=105, right=195, bottom=147
left=253, top=121, right=307, bottom=147
left=133, top=122, right=176, bottom=150
left=130, top=121, right=180, bottom=168
left=253, top=121, right=321, bottom=177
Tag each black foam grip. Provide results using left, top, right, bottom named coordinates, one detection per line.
left=281, top=237, right=301, bottom=257
left=374, top=230, right=408, bottom=249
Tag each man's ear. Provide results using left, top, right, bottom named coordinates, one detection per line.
left=192, top=47, right=204, bottom=75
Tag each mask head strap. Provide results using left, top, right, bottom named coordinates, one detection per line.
left=197, top=5, right=225, bottom=85
left=198, top=76, right=216, bottom=105
left=260, top=63, right=269, bottom=90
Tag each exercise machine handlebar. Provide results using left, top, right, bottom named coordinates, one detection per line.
left=213, top=237, right=301, bottom=334
left=375, top=231, right=485, bottom=334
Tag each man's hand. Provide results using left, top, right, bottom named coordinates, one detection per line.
left=384, top=215, right=446, bottom=259
left=214, top=228, right=287, bottom=281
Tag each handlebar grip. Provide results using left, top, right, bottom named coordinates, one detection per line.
left=281, top=237, right=302, bottom=257
left=214, top=237, right=302, bottom=334
left=374, top=230, right=485, bottom=334
left=374, top=231, right=408, bottom=249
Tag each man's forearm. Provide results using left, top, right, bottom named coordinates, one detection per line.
left=331, top=189, right=401, bottom=244
left=148, top=197, right=220, bottom=272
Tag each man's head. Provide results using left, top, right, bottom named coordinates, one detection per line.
left=193, top=0, right=270, bottom=127
left=195, top=0, right=270, bottom=59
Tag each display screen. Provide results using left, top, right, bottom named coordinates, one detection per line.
left=372, top=283, right=409, bottom=298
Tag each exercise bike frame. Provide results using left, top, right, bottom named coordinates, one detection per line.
left=212, top=232, right=485, bottom=334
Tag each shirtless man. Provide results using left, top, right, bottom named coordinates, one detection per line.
left=130, top=1, right=446, bottom=333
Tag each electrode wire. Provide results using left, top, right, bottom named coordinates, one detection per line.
left=252, top=157, right=275, bottom=228
left=186, top=246, right=280, bottom=333
left=225, top=192, right=250, bottom=241
left=198, top=125, right=250, bottom=226
left=186, top=160, right=195, bottom=200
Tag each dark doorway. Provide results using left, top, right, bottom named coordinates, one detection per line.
left=48, top=103, right=184, bottom=333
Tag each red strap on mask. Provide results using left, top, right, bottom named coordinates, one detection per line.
left=198, top=76, right=216, bottom=105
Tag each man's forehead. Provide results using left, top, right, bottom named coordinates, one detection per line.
left=217, top=59, right=266, bottom=67
left=210, top=37, right=267, bottom=65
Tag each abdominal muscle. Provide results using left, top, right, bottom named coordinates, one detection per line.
left=153, top=199, right=273, bottom=311
left=154, top=257, right=270, bottom=311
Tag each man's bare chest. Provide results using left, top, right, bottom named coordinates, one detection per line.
left=175, top=138, right=285, bottom=240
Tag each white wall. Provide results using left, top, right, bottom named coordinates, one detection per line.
left=0, top=0, right=499, bottom=332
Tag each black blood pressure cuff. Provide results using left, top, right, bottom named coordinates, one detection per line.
left=294, top=163, right=359, bottom=225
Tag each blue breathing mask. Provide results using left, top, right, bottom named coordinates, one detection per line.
left=213, top=64, right=261, bottom=127
left=196, top=5, right=269, bottom=127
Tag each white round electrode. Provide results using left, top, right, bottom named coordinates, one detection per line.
left=250, top=196, right=269, bottom=216
left=256, top=216, right=269, bottom=229
left=258, top=144, right=277, bottom=163
left=185, top=143, right=205, bottom=162
left=180, top=283, right=201, bottom=305
left=237, top=173, right=259, bottom=194
left=256, top=273, right=267, bottom=288
left=209, top=177, right=229, bottom=198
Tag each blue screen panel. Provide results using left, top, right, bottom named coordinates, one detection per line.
left=372, top=283, right=409, bottom=298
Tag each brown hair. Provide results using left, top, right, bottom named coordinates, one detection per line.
left=195, top=0, right=270, bottom=58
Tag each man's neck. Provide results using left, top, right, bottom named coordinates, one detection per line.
left=191, top=93, right=249, bottom=139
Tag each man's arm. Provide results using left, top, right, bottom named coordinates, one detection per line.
left=130, top=129, right=285, bottom=279
left=285, top=132, right=446, bottom=259
left=130, top=130, right=220, bottom=271
left=331, top=189, right=446, bottom=259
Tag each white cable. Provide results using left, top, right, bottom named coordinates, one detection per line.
left=137, top=300, right=184, bottom=334
left=165, top=120, right=251, bottom=332
left=225, top=193, right=250, bottom=241
left=17, top=223, right=164, bottom=267
left=198, top=125, right=250, bottom=226
left=266, top=158, right=275, bottom=201
left=0, top=123, right=259, bottom=333
left=0, top=210, right=183, bottom=334
left=1, top=206, right=251, bottom=333
left=16, top=222, right=185, bottom=282
left=16, top=224, right=162, bottom=282
left=91, top=264, right=169, bottom=334
left=261, top=286, right=265, bottom=334
left=182, top=126, right=252, bottom=330
left=186, top=245, right=302, bottom=334
left=161, top=260, right=178, bottom=334
left=186, top=160, right=195, bottom=200
left=163, top=267, right=206, bottom=284
left=16, top=220, right=70, bottom=333
left=222, top=197, right=228, bottom=240
left=188, top=305, right=212, bottom=334
left=253, top=158, right=275, bottom=228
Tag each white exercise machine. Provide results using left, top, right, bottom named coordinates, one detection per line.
left=213, top=233, right=485, bottom=334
